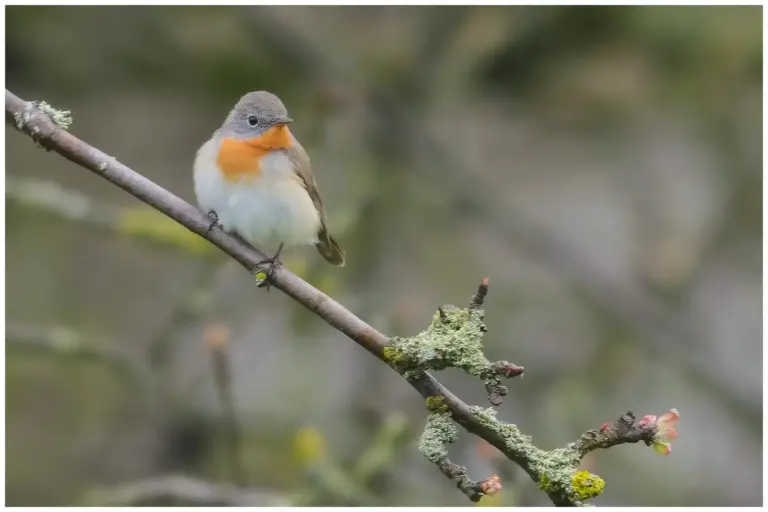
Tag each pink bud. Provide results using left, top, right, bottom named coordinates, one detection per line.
left=637, top=414, right=657, bottom=428
left=480, top=474, right=502, bottom=496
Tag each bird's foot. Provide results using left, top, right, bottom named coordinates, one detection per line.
left=206, top=210, right=222, bottom=236
left=254, top=243, right=284, bottom=292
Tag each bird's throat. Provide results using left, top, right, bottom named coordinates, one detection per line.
left=216, top=125, right=292, bottom=182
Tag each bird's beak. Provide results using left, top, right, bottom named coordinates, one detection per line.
left=277, top=116, right=293, bottom=125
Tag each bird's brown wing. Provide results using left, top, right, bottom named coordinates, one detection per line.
left=286, top=141, right=346, bottom=267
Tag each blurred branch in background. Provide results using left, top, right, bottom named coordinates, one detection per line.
left=290, top=414, right=411, bottom=506
left=6, top=322, right=160, bottom=413
left=351, top=412, right=411, bottom=489
left=87, top=415, right=412, bottom=507
left=6, top=175, right=217, bottom=257
left=85, top=474, right=288, bottom=506
left=204, top=324, right=247, bottom=487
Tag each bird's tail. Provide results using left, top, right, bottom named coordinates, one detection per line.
left=316, top=230, right=346, bottom=267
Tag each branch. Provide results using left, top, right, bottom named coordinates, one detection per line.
left=7, top=90, right=679, bottom=506
left=576, top=410, right=679, bottom=456
left=469, top=277, right=490, bottom=310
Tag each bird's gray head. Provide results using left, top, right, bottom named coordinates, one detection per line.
left=220, top=91, right=293, bottom=138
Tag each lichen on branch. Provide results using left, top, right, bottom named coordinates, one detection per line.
left=470, top=405, right=603, bottom=505
left=384, top=279, right=523, bottom=406
left=419, top=397, right=501, bottom=502
left=469, top=405, right=680, bottom=505
left=13, top=100, right=72, bottom=146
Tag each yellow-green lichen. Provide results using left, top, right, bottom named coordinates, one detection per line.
left=569, top=471, right=605, bottom=501
left=383, top=346, right=404, bottom=363
left=426, top=395, right=448, bottom=412
left=538, top=474, right=553, bottom=492
left=537, top=470, right=575, bottom=501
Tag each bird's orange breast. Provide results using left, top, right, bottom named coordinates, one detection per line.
left=216, top=125, right=293, bottom=182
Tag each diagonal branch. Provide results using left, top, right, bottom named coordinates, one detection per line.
left=6, top=90, right=678, bottom=506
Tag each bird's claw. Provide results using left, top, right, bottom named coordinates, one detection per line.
left=254, top=243, right=284, bottom=292
left=255, top=261, right=280, bottom=291
left=206, top=210, right=221, bottom=236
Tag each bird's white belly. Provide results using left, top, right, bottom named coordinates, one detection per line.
left=194, top=142, right=320, bottom=253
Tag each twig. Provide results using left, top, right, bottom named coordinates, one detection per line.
left=469, top=277, right=490, bottom=310
left=420, top=397, right=501, bottom=502
left=576, top=411, right=660, bottom=455
left=7, top=90, right=678, bottom=506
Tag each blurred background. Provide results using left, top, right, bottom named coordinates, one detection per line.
left=5, top=5, right=762, bottom=507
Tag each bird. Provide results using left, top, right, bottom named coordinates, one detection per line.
left=193, top=91, right=345, bottom=286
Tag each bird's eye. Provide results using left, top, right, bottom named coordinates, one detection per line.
left=247, top=116, right=259, bottom=127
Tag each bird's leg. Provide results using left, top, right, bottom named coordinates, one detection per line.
left=255, top=243, right=284, bottom=291
left=206, top=210, right=222, bottom=236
